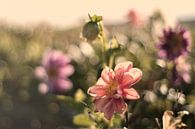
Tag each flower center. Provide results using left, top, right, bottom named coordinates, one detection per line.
left=170, top=34, right=184, bottom=56
left=106, top=81, right=118, bottom=96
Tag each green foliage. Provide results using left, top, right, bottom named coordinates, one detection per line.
left=73, top=113, right=94, bottom=126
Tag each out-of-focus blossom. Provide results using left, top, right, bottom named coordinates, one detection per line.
left=127, top=9, right=143, bottom=27
left=35, top=49, right=74, bottom=94
left=157, top=26, right=191, bottom=60
left=88, top=61, right=142, bottom=119
left=162, top=110, right=189, bottom=129
left=171, top=56, right=191, bottom=85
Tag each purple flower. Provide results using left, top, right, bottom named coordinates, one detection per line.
left=157, top=26, right=191, bottom=60
left=35, top=49, right=74, bottom=94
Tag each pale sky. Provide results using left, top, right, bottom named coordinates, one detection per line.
left=0, top=0, right=195, bottom=28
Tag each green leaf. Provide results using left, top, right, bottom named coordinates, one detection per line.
left=95, top=16, right=103, bottom=22
left=89, top=15, right=103, bottom=22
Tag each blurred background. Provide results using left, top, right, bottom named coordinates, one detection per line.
left=0, top=0, right=195, bottom=129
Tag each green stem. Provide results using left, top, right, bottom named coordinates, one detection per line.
left=109, top=55, right=115, bottom=69
left=125, top=111, right=129, bottom=129
left=99, top=22, right=107, bottom=68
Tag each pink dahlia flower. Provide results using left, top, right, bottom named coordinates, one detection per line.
left=35, top=50, right=74, bottom=94
left=88, top=61, right=142, bottom=119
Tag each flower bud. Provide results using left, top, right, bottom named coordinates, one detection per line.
left=82, top=21, right=100, bottom=41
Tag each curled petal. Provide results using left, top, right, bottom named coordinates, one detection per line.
left=127, top=68, right=142, bottom=85
left=94, top=97, right=110, bottom=113
left=96, top=78, right=108, bottom=86
left=94, top=97, right=127, bottom=120
left=114, top=61, right=133, bottom=72
left=115, top=67, right=125, bottom=83
left=120, top=73, right=134, bottom=87
left=102, top=99, right=114, bottom=120
left=113, top=98, right=127, bottom=114
left=101, top=67, right=115, bottom=83
left=123, top=88, right=140, bottom=100
left=87, top=85, right=106, bottom=98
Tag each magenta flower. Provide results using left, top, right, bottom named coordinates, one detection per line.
left=35, top=50, right=74, bottom=94
left=87, top=61, right=142, bottom=119
left=157, top=26, right=191, bottom=60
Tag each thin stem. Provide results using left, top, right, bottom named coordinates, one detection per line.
left=99, top=22, right=107, bottom=68
left=154, top=118, right=162, bottom=129
left=125, top=111, right=129, bottom=129
left=174, top=88, right=182, bottom=114
left=109, top=55, right=114, bottom=69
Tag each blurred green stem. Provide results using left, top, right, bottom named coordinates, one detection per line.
left=99, top=22, right=107, bottom=68
left=125, top=111, right=129, bottom=129
left=109, top=55, right=115, bottom=69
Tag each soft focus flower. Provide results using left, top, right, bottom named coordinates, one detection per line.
left=171, top=56, right=191, bottom=85
left=162, top=110, right=189, bottom=129
left=157, top=26, right=191, bottom=60
left=127, top=9, right=143, bottom=27
left=35, top=49, right=74, bottom=94
left=88, top=61, right=142, bottom=119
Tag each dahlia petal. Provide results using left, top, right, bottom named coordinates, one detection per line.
left=94, top=97, right=115, bottom=119
left=96, top=78, right=108, bottom=85
left=113, top=98, right=127, bottom=113
left=115, top=67, right=125, bottom=83
left=34, top=66, right=47, bottom=79
left=123, top=88, right=140, bottom=100
left=104, top=103, right=115, bottom=120
left=101, top=98, right=115, bottom=120
left=50, top=79, right=73, bottom=93
left=127, top=68, right=142, bottom=85
left=101, top=67, right=115, bottom=83
left=120, top=73, right=134, bottom=87
left=114, top=61, right=133, bottom=72
left=43, top=50, right=71, bottom=68
left=94, top=97, right=127, bottom=120
left=59, top=65, right=74, bottom=77
left=38, top=83, right=49, bottom=94
left=94, top=97, right=110, bottom=112
left=87, top=85, right=106, bottom=97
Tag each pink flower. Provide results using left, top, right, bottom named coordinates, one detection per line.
left=172, top=55, right=191, bottom=85
left=127, top=9, right=143, bottom=27
left=87, top=61, right=142, bottom=119
left=35, top=49, right=74, bottom=94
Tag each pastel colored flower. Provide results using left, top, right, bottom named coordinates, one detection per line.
left=162, top=110, right=189, bottom=129
left=88, top=61, right=142, bottom=119
left=171, top=56, right=191, bottom=85
left=157, top=26, right=191, bottom=60
left=35, top=49, right=74, bottom=94
left=127, top=9, right=143, bottom=27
